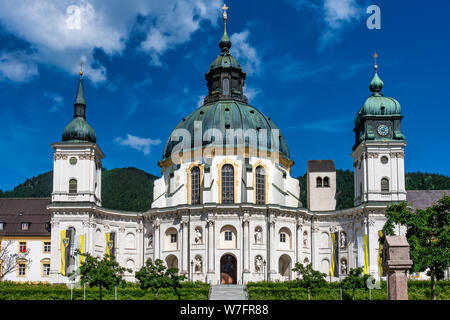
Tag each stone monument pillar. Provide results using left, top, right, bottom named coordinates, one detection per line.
left=382, top=235, right=413, bottom=300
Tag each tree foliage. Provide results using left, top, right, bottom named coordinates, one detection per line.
left=292, top=262, right=327, bottom=300
left=339, top=267, right=370, bottom=300
left=382, top=195, right=450, bottom=300
left=135, top=259, right=186, bottom=300
left=76, top=250, right=130, bottom=300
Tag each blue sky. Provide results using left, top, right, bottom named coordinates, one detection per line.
left=0, top=0, right=449, bottom=191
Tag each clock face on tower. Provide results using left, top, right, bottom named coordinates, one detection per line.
left=377, top=124, right=389, bottom=136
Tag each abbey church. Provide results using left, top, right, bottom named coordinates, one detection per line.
left=1, top=7, right=445, bottom=285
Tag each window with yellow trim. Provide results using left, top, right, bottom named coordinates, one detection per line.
left=255, top=166, right=266, bottom=204
left=43, top=241, right=51, bottom=253
left=17, top=263, right=26, bottom=277
left=19, top=241, right=27, bottom=253
left=221, top=164, right=234, bottom=203
left=191, top=166, right=201, bottom=204
left=41, top=260, right=51, bottom=277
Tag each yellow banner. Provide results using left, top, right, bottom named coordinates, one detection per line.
left=377, top=230, right=383, bottom=277
left=60, top=230, right=67, bottom=276
left=105, top=233, right=110, bottom=258
left=79, top=235, right=85, bottom=267
left=363, top=234, right=369, bottom=275
left=329, top=232, right=336, bottom=276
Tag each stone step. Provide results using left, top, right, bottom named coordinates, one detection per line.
left=209, top=285, right=248, bottom=300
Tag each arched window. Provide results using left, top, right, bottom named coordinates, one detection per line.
left=323, top=176, right=330, bottom=187
left=191, top=166, right=201, bottom=204
left=255, top=166, right=266, bottom=204
left=222, top=78, right=230, bottom=95
left=69, top=179, right=77, bottom=194
left=381, top=178, right=389, bottom=192
left=221, top=164, right=234, bottom=203
left=316, top=177, right=322, bottom=188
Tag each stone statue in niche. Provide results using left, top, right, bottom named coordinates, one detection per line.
left=341, top=259, right=347, bottom=275
left=340, top=232, right=347, bottom=248
left=303, top=233, right=308, bottom=247
left=148, top=233, right=153, bottom=248
left=255, top=256, right=263, bottom=273
left=194, top=256, right=202, bottom=273
left=194, top=228, right=202, bottom=244
left=254, top=227, right=262, bottom=244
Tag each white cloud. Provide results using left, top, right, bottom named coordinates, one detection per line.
left=114, top=133, right=161, bottom=155
left=244, top=86, right=260, bottom=102
left=0, top=0, right=222, bottom=83
left=0, top=51, right=38, bottom=82
left=196, top=95, right=205, bottom=107
left=44, top=92, right=64, bottom=112
left=140, top=0, right=221, bottom=65
left=230, top=30, right=261, bottom=75
left=293, top=0, right=364, bottom=51
left=319, top=0, right=363, bottom=50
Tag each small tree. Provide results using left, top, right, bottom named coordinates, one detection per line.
left=0, top=240, right=31, bottom=280
left=292, top=262, right=327, bottom=300
left=339, top=267, right=370, bottom=300
left=76, top=250, right=130, bottom=300
left=382, top=195, right=450, bottom=300
left=135, top=258, right=186, bottom=300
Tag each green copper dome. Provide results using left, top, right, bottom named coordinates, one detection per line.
left=209, top=54, right=242, bottom=71
left=62, top=117, right=97, bottom=143
left=62, top=74, right=97, bottom=143
left=162, top=100, right=291, bottom=161
left=355, top=71, right=401, bottom=125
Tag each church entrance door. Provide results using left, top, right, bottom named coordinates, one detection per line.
left=220, top=254, right=237, bottom=284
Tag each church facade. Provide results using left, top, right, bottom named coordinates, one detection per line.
left=46, top=11, right=409, bottom=285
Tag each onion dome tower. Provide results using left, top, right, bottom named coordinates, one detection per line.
left=351, top=53, right=406, bottom=206
left=50, top=68, right=104, bottom=206
left=154, top=5, right=300, bottom=209
left=353, top=53, right=405, bottom=151
left=62, top=71, right=97, bottom=143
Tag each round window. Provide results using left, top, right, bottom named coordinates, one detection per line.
left=69, top=157, right=77, bottom=165
left=380, top=156, right=388, bottom=164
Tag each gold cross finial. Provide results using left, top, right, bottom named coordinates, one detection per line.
left=222, top=4, right=228, bottom=21
left=373, top=52, right=378, bottom=71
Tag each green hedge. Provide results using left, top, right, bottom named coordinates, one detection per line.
left=247, top=280, right=450, bottom=300
left=0, top=281, right=210, bottom=300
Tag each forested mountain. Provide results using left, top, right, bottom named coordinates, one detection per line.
left=0, top=167, right=158, bottom=212
left=1, top=168, right=449, bottom=211
left=297, top=170, right=450, bottom=209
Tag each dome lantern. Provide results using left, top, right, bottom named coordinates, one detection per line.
left=203, top=4, right=248, bottom=105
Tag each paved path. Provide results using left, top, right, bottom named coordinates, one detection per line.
left=209, top=285, right=248, bottom=300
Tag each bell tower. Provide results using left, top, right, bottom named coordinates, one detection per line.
left=51, top=69, right=104, bottom=206
left=352, top=54, right=406, bottom=206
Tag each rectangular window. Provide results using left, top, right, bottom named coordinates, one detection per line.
left=0, top=222, right=4, bottom=230
left=43, top=264, right=50, bottom=276
left=170, top=234, right=177, bottom=243
left=43, top=241, right=51, bottom=253
left=19, top=242, right=27, bottom=253
left=280, top=233, right=286, bottom=243
left=225, top=231, right=233, bottom=241
left=21, top=222, right=29, bottom=230
left=18, top=263, right=26, bottom=276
